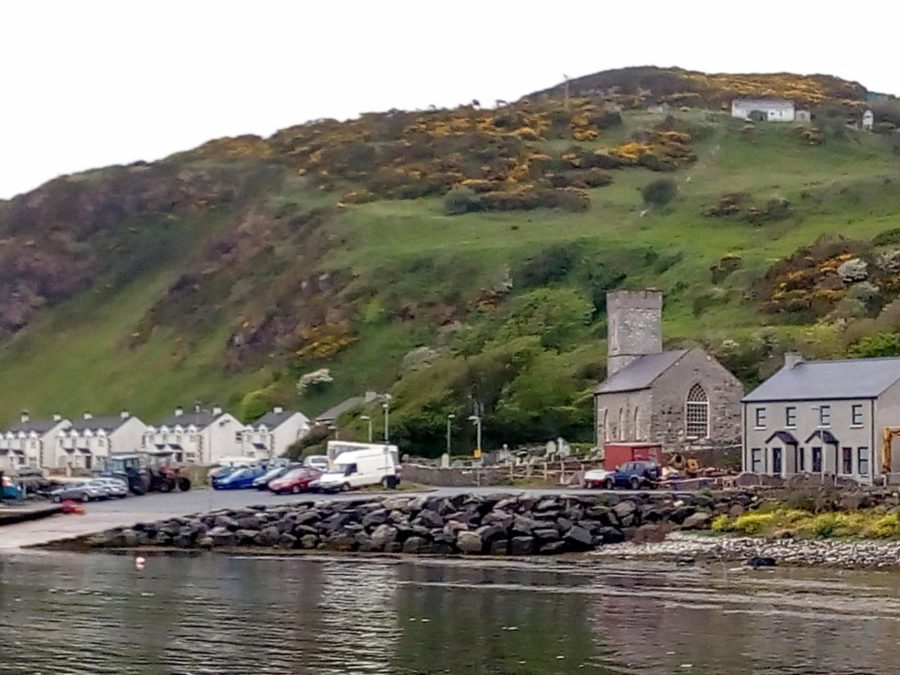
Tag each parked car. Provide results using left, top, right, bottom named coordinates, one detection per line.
left=606, top=461, right=661, bottom=490
left=212, top=465, right=267, bottom=490
left=583, top=468, right=614, bottom=489
left=315, top=446, right=401, bottom=492
left=252, top=464, right=299, bottom=490
left=1, top=475, right=22, bottom=500
left=89, top=478, right=129, bottom=499
left=50, top=481, right=107, bottom=503
left=268, top=467, right=322, bottom=495
left=303, top=455, right=329, bottom=472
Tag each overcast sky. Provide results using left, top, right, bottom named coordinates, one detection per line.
left=2, top=1, right=899, bottom=199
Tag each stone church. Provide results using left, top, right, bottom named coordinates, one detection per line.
left=594, top=290, right=743, bottom=451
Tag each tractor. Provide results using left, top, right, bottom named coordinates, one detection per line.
left=104, top=452, right=191, bottom=495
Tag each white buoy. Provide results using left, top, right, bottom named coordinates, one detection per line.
left=134, top=556, right=146, bottom=571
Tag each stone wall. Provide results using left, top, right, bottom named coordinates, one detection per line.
left=71, top=491, right=756, bottom=557
left=400, top=464, right=512, bottom=487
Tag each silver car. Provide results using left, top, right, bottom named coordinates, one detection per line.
left=303, top=455, right=329, bottom=471
left=50, top=481, right=107, bottom=503
left=89, top=478, right=129, bottom=499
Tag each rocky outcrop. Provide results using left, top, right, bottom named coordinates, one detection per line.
left=73, top=491, right=757, bottom=556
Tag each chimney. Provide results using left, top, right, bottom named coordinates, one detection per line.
left=212, top=404, right=223, bottom=416
left=273, top=405, right=284, bottom=414
left=20, top=410, right=29, bottom=423
left=175, top=407, right=184, bottom=417
left=83, top=412, right=93, bottom=420
left=606, top=290, right=663, bottom=377
left=784, top=352, right=804, bottom=369
left=120, top=410, right=130, bottom=419
left=194, top=401, right=202, bottom=413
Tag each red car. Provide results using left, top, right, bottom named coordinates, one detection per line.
left=268, top=467, right=322, bottom=495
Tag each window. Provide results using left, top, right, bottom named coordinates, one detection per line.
left=851, top=404, right=863, bottom=427
left=812, top=447, right=823, bottom=473
left=771, top=447, right=782, bottom=475
left=858, top=447, right=869, bottom=475
left=842, top=447, right=853, bottom=474
left=751, top=448, right=762, bottom=473
left=754, top=408, right=766, bottom=428
left=235, top=431, right=243, bottom=443
left=785, top=407, right=796, bottom=428
left=798, top=447, right=805, bottom=472
left=685, top=384, right=709, bottom=438
left=819, top=405, right=831, bottom=427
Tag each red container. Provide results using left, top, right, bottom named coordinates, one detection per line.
left=603, top=443, right=663, bottom=471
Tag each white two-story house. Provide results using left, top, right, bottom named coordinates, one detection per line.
left=240, top=407, right=310, bottom=460
left=53, top=412, right=146, bottom=471
left=0, top=413, right=70, bottom=471
left=142, top=406, right=244, bottom=465
left=742, top=353, right=900, bottom=485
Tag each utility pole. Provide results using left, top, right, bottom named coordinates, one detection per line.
left=468, top=400, right=483, bottom=458
left=563, top=73, right=570, bottom=111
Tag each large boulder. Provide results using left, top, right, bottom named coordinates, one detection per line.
left=457, top=530, right=484, bottom=554
left=489, top=539, right=509, bottom=555
left=413, top=509, right=445, bottom=529
left=213, top=515, right=239, bottom=530
left=510, top=536, right=535, bottom=555
left=402, top=536, right=430, bottom=554
left=681, top=512, right=712, bottom=530
left=563, top=526, right=594, bottom=551
left=594, top=526, right=625, bottom=544
left=475, top=524, right=505, bottom=544
left=539, top=540, right=566, bottom=555
left=370, top=524, right=398, bottom=549
left=277, top=533, right=297, bottom=549
left=362, top=509, right=389, bottom=528
left=207, top=527, right=237, bottom=547
left=254, top=526, right=280, bottom=547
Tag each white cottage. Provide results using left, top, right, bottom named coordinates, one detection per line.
left=142, top=406, right=245, bottom=465
left=240, top=407, right=310, bottom=460
left=731, top=98, right=796, bottom=122
left=54, top=412, right=146, bottom=471
left=0, top=413, right=70, bottom=471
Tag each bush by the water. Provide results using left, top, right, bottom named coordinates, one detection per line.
left=641, top=178, right=677, bottom=207
left=712, top=508, right=900, bottom=540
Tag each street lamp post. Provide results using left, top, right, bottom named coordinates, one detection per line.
left=328, top=424, right=339, bottom=441
left=360, top=415, right=373, bottom=443
left=468, top=414, right=482, bottom=456
left=446, top=414, right=455, bottom=456
left=382, top=394, right=392, bottom=443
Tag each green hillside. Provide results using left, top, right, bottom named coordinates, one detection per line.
left=2, top=68, right=900, bottom=455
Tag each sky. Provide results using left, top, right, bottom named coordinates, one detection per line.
left=2, top=0, right=900, bottom=199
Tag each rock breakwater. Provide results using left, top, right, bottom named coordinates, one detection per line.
left=68, top=491, right=755, bottom=556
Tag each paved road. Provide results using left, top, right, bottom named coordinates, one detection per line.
left=0, top=485, right=658, bottom=551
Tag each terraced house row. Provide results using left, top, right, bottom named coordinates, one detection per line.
left=0, top=405, right=310, bottom=473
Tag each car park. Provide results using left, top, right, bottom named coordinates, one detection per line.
left=268, top=467, right=322, bottom=495
left=212, top=465, right=268, bottom=490
left=252, top=464, right=300, bottom=490
left=50, top=481, right=107, bottom=503
left=89, top=478, right=129, bottom=499
left=303, top=455, right=329, bottom=472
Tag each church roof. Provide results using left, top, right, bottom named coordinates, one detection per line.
left=594, top=350, right=689, bottom=395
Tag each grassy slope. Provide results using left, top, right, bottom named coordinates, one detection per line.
left=1, top=111, right=899, bottom=433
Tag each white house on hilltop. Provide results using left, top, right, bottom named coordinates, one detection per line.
left=240, top=407, right=310, bottom=460
left=142, top=406, right=244, bottom=465
left=0, top=413, right=70, bottom=471
left=53, top=412, right=146, bottom=471
left=731, top=98, right=796, bottom=122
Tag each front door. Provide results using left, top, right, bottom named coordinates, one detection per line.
left=812, top=447, right=823, bottom=473
left=771, top=447, right=783, bottom=476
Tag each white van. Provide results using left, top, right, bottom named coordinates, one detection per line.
left=316, top=445, right=401, bottom=492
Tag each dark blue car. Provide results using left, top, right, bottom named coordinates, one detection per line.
left=212, top=465, right=267, bottom=490
left=609, top=461, right=660, bottom=490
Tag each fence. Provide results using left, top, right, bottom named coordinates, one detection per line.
left=401, top=458, right=607, bottom=488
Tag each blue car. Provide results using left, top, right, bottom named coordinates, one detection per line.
left=212, top=465, right=267, bottom=490
left=608, top=461, right=661, bottom=490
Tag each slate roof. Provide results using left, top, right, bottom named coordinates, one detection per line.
left=3, top=419, right=63, bottom=435
left=316, top=397, right=364, bottom=423
left=254, top=410, right=307, bottom=429
left=594, top=350, right=689, bottom=395
left=158, top=411, right=220, bottom=428
left=70, top=416, right=130, bottom=432
left=742, top=357, right=900, bottom=402
left=732, top=98, right=795, bottom=111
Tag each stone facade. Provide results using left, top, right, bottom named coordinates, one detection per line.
left=594, top=290, right=744, bottom=454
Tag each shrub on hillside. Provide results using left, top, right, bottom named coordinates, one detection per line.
left=444, top=187, right=483, bottom=215
left=641, top=178, right=677, bottom=207
left=849, top=332, right=900, bottom=358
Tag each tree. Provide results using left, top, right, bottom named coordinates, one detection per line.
left=850, top=332, right=900, bottom=358
left=641, top=178, right=677, bottom=207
